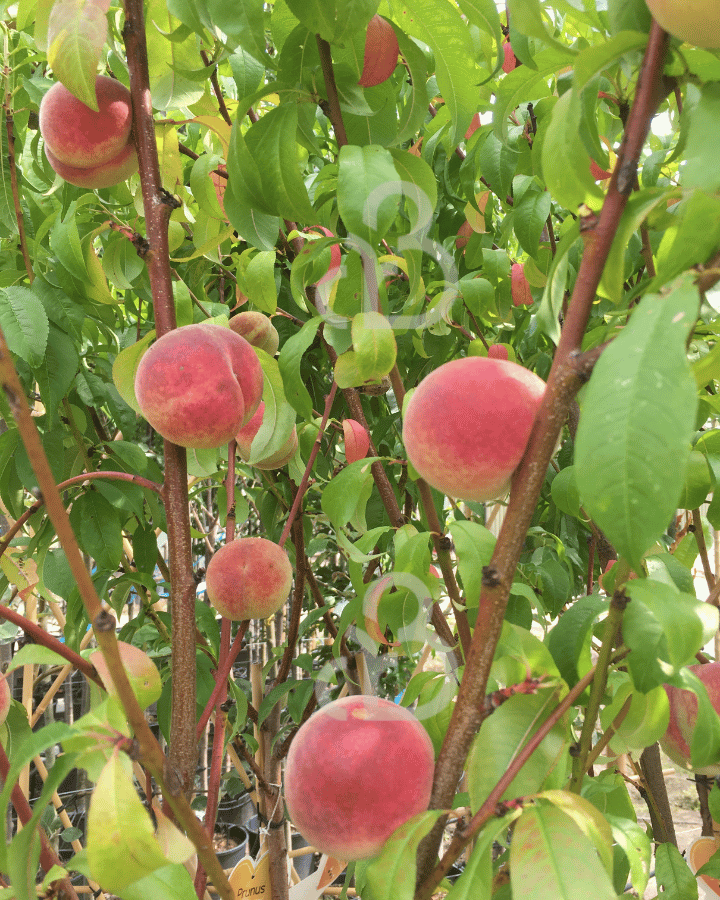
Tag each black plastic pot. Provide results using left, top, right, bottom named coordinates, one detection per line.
left=217, top=792, right=255, bottom=827
left=215, top=825, right=248, bottom=871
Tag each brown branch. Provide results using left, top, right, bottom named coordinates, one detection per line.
left=415, top=22, right=672, bottom=884
left=4, top=109, right=33, bottom=283
left=200, top=49, right=233, bottom=127
left=692, top=507, right=715, bottom=590
left=273, top=499, right=306, bottom=688
left=316, top=36, right=348, bottom=148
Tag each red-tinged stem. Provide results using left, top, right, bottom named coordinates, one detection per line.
left=196, top=622, right=249, bottom=740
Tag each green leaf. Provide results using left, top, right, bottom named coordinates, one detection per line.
left=283, top=0, right=376, bottom=44
left=605, top=814, right=652, bottom=898
left=0, top=287, right=50, bottom=368
left=546, top=594, right=608, bottom=689
left=575, top=278, right=699, bottom=570
left=69, top=490, right=123, bottom=571
left=507, top=0, right=577, bottom=59
left=112, top=330, right=155, bottom=414
left=321, top=458, right=377, bottom=532
left=683, top=83, right=720, bottom=193
left=114, top=863, right=199, bottom=900
left=550, top=465, right=581, bottom=517
left=243, top=251, right=278, bottom=314
left=337, top=144, right=400, bottom=246
left=444, top=811, right=520, bottom=900
left=510, top=803, right=617, bottom=900
left=36, top=325, right=79, bottom=418
left=654, top=843, right=698, bottom=900
left=278, top=317, right=322, bottom=420
left=206, top=0, right=266, bottom=59
left=47, top=0, right=109, bottom=110
left=88, top=753, right=170, bottom=892
left=364, top=810, right=445, bottom=900
left=536, top=223, right=580, bottom=344
left=652, top=191, right=720, bottom=293
left=514, top=189, right=552, bottom=256
left=476, top=132, right=518, bottom=202
left=538, top=790, right=614, bottom=877
left=447, top=521, right=496, bottom=607
left=352, top=311, right=397, bottom=380
left=249, top=351, right=296, bottom=463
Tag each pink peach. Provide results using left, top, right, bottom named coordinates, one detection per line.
left=235, top=402, right=298, bottom=470
left=229, top=311, right=279, bottom=356
left=661, top=662, right=720, bottom=775
left=205, top=537, right=293, bottom=621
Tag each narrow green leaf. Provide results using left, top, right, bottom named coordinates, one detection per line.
left=654, top=843, right=698, bottom=900
left=278, top=317, right=322, bottom=420
left=321, top=459, right=376, bottom=532
left=338, top=144, right=400, bottom=246
left=0, top=287, right=50, bottom=368
left=546, top=594, right=608, bottom=689
left=364, top=810, right=445, bottom=900
left=69, top=490, right=123, bottom=571
left=283, top=0, right=376, bottom=44
left=352, top=311, right=397, bottom=380
left=244, top=250, right=279, bottom=314
left=47, top=0, right=109, bottom=110
left=447, top=521, right=496, bottom=607
left=575, top=278, right=699, bottom=570
left=605, top=815, right=652, bottom=897
left=507, top=0, right=576, bottom=58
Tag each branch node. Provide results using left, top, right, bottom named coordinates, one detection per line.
left=481, top=565, right=501, bottom=588
left=93, top=608, right=116, bottom=633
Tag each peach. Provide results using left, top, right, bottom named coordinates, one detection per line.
left=229, top=311, right=280, bottom=356
left=0, top=674, right=10, bottom=726
left=465, top=112, right=482, bottom=140
left=39, top=75, right=133, bottom=169
left=90, top=641, right=162, bottom=711
left=235, top=402, right=298, bottom=469
left=304, top=226, right=342, bottom=286
left=205, top=537, right=293, bottom=620
left=359, top=15, right=399, bottom=87
left=661, top=662, right=720, bottom=775
left=134, top=323, right=263, bottom=449
left=284, top=696, right=435, bottom=860
left=511, top=262, right=533, bottom=307
left=45, top=142, right=138, bottom=190
left=403, top=356, right=546, bottom=501
left=487, top=344, right=509, bottom=360
left=502, top=40, right=517, bottom=73
left=644, top=0, right=720, bottom=48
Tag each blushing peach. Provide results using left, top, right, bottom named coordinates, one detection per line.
left=284, top=696, right=435, bottom=860
left=235, top=402, right=298, bottom=470
left=511, top=262, right=533, bottom=307
left=229, top=311, right=280, bottom=356
left=45, top=141, right=138, bottom=189
left=90, top=641, right=162, bottom=711
left=205, top=537, right=293, bottom=621
left=661, top=662, right=720, bottom=775
left=39, top=75, right=133, bottom=169
left=403, top=357, right=546, bottom=501
left=644, top=0, right=720, bottom=48
left=359, top=15, right=399, bottom=87
left=134, top=323, right=263, bottom=449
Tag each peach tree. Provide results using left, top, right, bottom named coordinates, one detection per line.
left=0, top=0, right=719, bottom=899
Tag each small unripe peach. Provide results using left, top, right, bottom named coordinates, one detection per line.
left=205, top=537, right=293, bottom=621
left=661, top=662, right=720, bottom=775
left=229, top=311, right=280, bottom=356
left=90, top=642, right=162, bottom=711
left=359, top=15, right=399, bottom=87
left=40, top=75, right=133, bottom=169
left=403, top=357, right=545, bottom=501
left=135, top=323, right=263, bottom=449
left=0, top=675, right=10, bottom=726
left=487, top=344, right=509, bottom=360
left=511, top=262, right=533, bottom=307
left=644, top=0, right=720, bottom=48
left=235, top=402, right=298, bottom=469
left=284, top=696, right=435, bottom=860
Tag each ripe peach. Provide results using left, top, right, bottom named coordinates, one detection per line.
left=134, top=323, right=263, bottom=449
left=359, top=15, right=399, bottom=87
left=502, top=40, right=517, bottom=73
left=90, top=641, right=162, bottom=711
left=403, top=357, right=546, bottom=501
left=229, top=311, right=280, bottom=356
left=235, top=402, right=298, bottom=469
left=487, top=344, right=509, bottom=360
left=45, top=142, right=138, bottom=190
left=511, top=262, right=533, bottom=307
left=39, top=75, right=133, bottom=169
left=0, top=674, right=10, bottom=726
left=205, top=537, right=293, bottom=621
left=284, top=696, right=435, bottom=860
left=661, top=662, right=720, bottom=775
left=644, top=0, right=720, bottom=48
left=303, top=226, right=342, bottom=286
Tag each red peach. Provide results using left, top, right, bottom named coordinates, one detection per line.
left=661, top=662, right=720, bottom=775
left=304, top=227, right=342, bottom=286
left=359, top=15, right=399, bottom=87
left=90, top=641, right=162, bottom=711
left=487, top=344, right=509, bottom=360
left=39, top=75, right=133, bottom=169
left=229, top=310, right=280, bottom=356
left=45, top=141, right=138, bottom=189
left=205, top=537, right=293, bottom=621
left=134, top=323, right=263, bottom=449
left=284, top=695, right=435, bottom=860
left=511, top=262, right=533, bottom=307
left=235, top=402, right=298, bottom=469
left=403, top=357, right=546, bottom=501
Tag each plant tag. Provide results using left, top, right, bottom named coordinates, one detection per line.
left=688, top=836, right=720, bottom=897
left=288, top=855, right=347, bottom=900
left=228, top=851, right=271, bottom=897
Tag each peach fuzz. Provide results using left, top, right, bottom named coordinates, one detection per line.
left=403, top=356, right=546, bottom=502
left=134, top=323, right=263, bottom=449
left=0, top=674, right=10, bottom=726
left=205, top=537, right=292, bottom=621
left=644, top=0, right=720, bottom=48
left=45, top=142, right=138, bottom=190
left=284, top=695, right=435, bottom=860
left=229, top=310, right=280, bottom=356
left=235, top=402, right=298, bottom=470
left=359, top=15, right=399, bottom=87
left=90, top=641, right=162, bottom=711
left=661, top=662, right=720, bottom=775
left=39, top=75, right=133, bottom=169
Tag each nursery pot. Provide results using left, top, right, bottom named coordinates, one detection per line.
left=214, top=825, right=248, bottom=871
